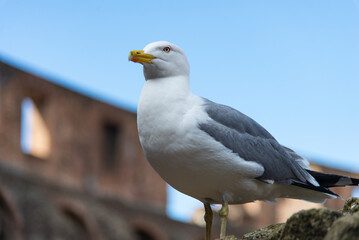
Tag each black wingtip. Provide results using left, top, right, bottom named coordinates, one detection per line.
left=306, top=170, right=359, bottom=188
left=286, top=179, right=340, bottom=197
left=352, top=178, right=359, bottom=185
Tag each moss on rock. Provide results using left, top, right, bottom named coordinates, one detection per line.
left=241, top=198, right=359, bottom=240
left=241, top=223, right=284, bottom=240
left=342, top=197, right=359, bottom=214
left=280, top=208, right=342, bottom=240
left=324, top=213, right=359, bottom=240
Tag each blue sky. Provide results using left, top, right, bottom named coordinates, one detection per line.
left=1, top=0, right=359, bottom=222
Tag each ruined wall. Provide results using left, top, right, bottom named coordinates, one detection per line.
left=0, top=60, right=166, bottom=207
left=0, top=160, right=204, bottom=240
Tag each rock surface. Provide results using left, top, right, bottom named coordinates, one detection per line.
left=240, top=198, right=359, bottom=240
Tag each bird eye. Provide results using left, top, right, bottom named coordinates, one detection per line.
left=163, top=47, right=171, bottom=53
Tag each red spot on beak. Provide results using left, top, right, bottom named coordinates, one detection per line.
left=133, top=57, right=139, bottom=63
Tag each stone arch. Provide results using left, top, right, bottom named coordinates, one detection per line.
left=0, top=184, right=23, bottom=240
left=131, top=218, right=168, bottom=240
left=56, top=199, right=103, bottom=240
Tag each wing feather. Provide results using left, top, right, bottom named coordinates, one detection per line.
left=200, top=99, right=318, bottom=186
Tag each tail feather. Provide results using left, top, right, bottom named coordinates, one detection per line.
left=306, top=170, right=359, bottom=188
left=279, top=179, right=340, bottom=198
left=277, top=169, right=359, bottom=201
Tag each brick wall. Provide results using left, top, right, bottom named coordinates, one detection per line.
left=0, top=60, right=166, bottom=208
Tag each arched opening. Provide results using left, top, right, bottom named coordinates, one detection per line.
left=0, top=186, right=23, bottom=240
left=62, top=208, right=92, bottom=240
left=0, top=215, right=6, bottom=240
left=21, top=97, right=51, bottom=159
left=102, top=122, right=121, bottom=171
left=131, top=219, right=168, bottom=240
left=134, top=228, right=156, bottom=240
left=57, top=201, right=102, bottom=240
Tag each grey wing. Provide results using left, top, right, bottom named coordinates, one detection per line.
left=281, top=146, right=311, bottom=170
left=200, top=98, right=318, bottom=186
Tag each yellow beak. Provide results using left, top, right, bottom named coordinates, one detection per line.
left=128, top=50, right=156, bottom=64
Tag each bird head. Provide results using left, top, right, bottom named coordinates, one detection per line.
left=129, top=41, right=190, bottom=80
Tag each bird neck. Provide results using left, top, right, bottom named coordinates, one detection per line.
left=138, top=75, right=192, bottom=118
left=145, top=75, right=191, bottom=96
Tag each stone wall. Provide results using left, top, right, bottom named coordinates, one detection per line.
left=0, top=60, right=166, bottom=207
left=0, top=160, right=204, bottom=240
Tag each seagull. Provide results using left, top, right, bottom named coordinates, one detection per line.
left=129, top=41, right=359, bottom=240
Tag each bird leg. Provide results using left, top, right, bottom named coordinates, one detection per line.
left=204, top=203, right=213, bottom=240
left=219, top=201, right=229, bottom=240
